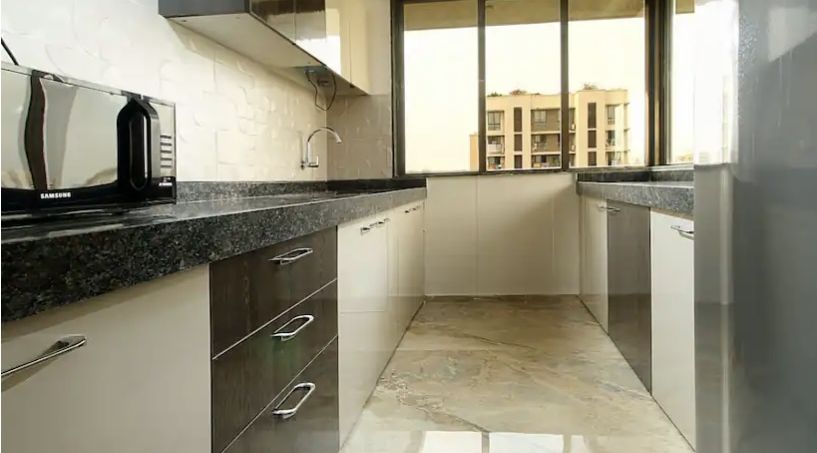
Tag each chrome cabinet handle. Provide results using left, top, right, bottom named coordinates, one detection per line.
left=269, top=247, right=313, bottom=265
left=360, top=225, right=372, bottom=234
left=671, top=224, right=695, bottom=239
left=1, top=335, right=87, bottom=378
left=596, top=204, right=608, bottom=212
left=270, top=314, right=315, bottom=341
left=605, top=206, right=621, bottom=214
left=272, top=382, right=317, bottom=419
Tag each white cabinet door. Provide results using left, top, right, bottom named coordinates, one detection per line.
left=1, top=267, right=211, bottom=453
left=580, top=196, right=609, bottom=331
left=395, top=202, right=425, bottom=332
left=338, top=213, right=389, bottom=442
left=650, top=211, right=696, bottom=447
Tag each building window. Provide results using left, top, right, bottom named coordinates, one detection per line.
left=587, top=102, right=597, bottom=129
left=487, top=156, right=505, bottom=170
left=531, top=109, right=547, bottom=130
left=487, top=135, right=504, bottom=154
left=514, top=134, right=522, bottom=152
left=569, top=108, right=576, bottom=130
left=606, top=105, right=617, bottom=125
left=514, top=155, right=523, bottom=169
left=588, top=130, right=597, bottom=149
left=487, top=111, right=503, bottom=131
left=513, top=107, right=522, bottom=132
left=606, top=130, right=616, bottom=147
left=588, top=151, right=597, bottom=166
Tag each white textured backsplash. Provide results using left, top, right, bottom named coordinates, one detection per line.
left=1, top=0, right=327, bottom=182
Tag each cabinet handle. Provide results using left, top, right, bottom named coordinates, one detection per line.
left=269, top=247, right=313, bottom=265
left=596, top=204, right=608, bottom=212
left=270, top=314, right=315, bottom=341
left=360, top=225, right=372, bottom=234
left=671, top=224, right=695, bottom=239
left=1, top=335, right=87, bottom=378
left=375, top=219, right=387, bottom=227
left=272, top=382, right=317, bottom=419
left=605, top=206, right=621, bottom=214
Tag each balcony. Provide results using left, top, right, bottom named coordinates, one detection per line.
left=487, top=142, right=504, bottom=155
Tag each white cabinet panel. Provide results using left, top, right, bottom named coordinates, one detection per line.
left=580, top=196, right=609, bottom=331
left=650, top=211, right=696, bottom=447
left=1, top=267, right=211, bottom=453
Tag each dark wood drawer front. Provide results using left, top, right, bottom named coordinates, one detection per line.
left=223, top=339, right=339, bottom=453
left=212, top=282, right=338, bottom=453
left=210, top=228, right=337, bottom=355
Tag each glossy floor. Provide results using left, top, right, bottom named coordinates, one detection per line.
left=341, top=296, right=693, bottom=453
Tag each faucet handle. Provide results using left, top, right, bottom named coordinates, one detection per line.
left=307, top=156, right=320, bottom=168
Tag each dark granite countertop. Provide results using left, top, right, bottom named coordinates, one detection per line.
left=576, top=180, right=693, bottom=215
left=1, top=185, right=426, bottom=322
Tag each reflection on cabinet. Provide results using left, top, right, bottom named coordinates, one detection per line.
left=1, top=268, right=211, bottom=453
left=607, top=201, right=652, bottom=391
left=650, top=211, right=696, bottom=448
left=338, top=202, right=425, bottom=443
left=580, top=196, right=609, bottom=332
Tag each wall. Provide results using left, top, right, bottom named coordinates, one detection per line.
left=0, top=0, right=327, bottom=182
left=424, top=173, right=580, bottom=296
left=327, top=0, right=394, bottom=180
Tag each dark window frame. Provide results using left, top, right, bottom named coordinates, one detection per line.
left=393, top=0, right=670, bottom=176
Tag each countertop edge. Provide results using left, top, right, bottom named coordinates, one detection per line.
left=576, top=181, right=693, bottom=216
left=1, top=188, right=426, bottom=322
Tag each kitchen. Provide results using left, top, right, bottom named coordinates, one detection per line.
left=1, top=1, right=815, bottom=453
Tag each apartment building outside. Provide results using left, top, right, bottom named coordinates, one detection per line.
left=469, top=88, right=631, bottom=171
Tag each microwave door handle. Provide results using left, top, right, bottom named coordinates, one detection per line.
left=118, top=99, right=154, bottom=192
left=23, top=73, right=48, bottom=191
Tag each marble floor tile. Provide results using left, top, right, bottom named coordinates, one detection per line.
left=342, top=296, right=693, bottom=453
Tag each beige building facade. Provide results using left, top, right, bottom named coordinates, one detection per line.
left=470, top=89, right=631, bottom=171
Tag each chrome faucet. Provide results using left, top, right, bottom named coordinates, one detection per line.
left=302, top=127, right=342, bottom=169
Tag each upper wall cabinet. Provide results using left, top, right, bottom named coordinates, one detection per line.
left=159, top=0, right=369, bottom=95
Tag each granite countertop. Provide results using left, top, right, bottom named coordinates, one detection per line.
left=576, top=180, right=693, bottom=215
left=1, top=185, right=426, bottom=322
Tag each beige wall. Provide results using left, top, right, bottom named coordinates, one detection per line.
left=327, top=0, right=394, bottom=180
left=424, top=173, right=580, bottom=296
left=1, top=0, right=328, bottom=182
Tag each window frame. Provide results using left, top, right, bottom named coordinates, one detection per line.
left=392, top=0, right=672, bottom=177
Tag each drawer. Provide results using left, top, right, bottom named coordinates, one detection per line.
left=212, top=281, right=338, bottom=453
left=210, top=228, right=337, bottom=355
left=223, top=338, right=339, bottom=453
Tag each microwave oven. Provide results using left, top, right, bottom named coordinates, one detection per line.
left=1, top=63, right=176, bottom=216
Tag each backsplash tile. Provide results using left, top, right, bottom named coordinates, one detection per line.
left=1, top=0, right=327, bottom=182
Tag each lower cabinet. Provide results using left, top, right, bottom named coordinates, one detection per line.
left=607, top=200, right=652, bottom=391
left=337, top=201, right=425, bottom=443
left=224, top=339, right=339, bottom=453
left=580, top=196, right=609, bottom=332
left=650, top=211, right=696, bottom=448
left=1, top=267, right=211, bottom=453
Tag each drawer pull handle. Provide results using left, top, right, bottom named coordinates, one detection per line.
left=671, top=224, right=695, bottom=239
left=360, top=226, right=372, bottom=234
left=596, top=204, right=609, bottom=212
left=269, top=247, right=313, bottom=265
left=272, top=382, right=317, bottom=419
left=1, top=335, right=87, bottom=378
left=271, top=314, right=315, bottom=341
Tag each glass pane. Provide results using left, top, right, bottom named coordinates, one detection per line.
left=568, top=0, right=646, bottom=168
left=483, top=0, right=561, bottom=171
left=404, top=0, right=478, bottom=173
left=670, top=0, right=695, bottom=163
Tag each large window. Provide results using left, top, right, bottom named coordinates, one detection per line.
left=669, top=0, right=695, bottom=163
left=398, top=0, right=654, bottom=174
left=402, top=0, right=477, bottom=173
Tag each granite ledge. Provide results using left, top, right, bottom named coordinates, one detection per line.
left=577, top=181, right=693, bottom=216
left=1, top=188, right=426, bottom=322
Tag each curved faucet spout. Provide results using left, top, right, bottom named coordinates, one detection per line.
left=303, top=127, right=342, bottom=169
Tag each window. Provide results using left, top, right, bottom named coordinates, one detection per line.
left=402, top=0, right=477, bottom=173
left=568, top=1, right=646, bottom=168
left=669, top=0, right=695, bottom=163
left=397, top=0, right=652, bottom=174
left=487, top=111, right=503, bottom=131
left=606, top=105, right=617, bottom=125
left=514, top=155, right=523, bottom=169
left=513, top=108, right=522, bottom=132
left=606, top=130, right=616, bottom=147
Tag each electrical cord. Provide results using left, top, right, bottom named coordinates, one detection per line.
left=306, top=68, right=337, bottom=112
left=2, top=38, right=19, bottom=65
